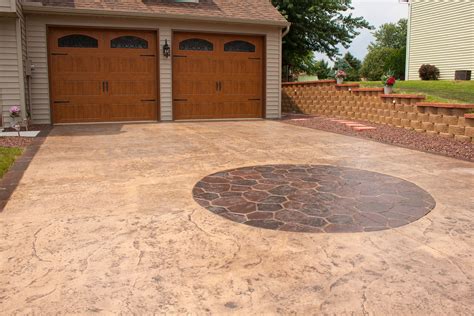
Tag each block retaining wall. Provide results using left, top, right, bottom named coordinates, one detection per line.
left=282, top=81, right=474, bottom=143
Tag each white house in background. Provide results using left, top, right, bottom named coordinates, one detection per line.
left=404, top=0, right=474, bottom=80
left=0, top=0, right=289, bottom=126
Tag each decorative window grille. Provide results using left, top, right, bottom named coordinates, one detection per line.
left=111, top=36, right=149, bottom=49
left=58, top=34, right=98, bottom=48
left=224, top=41, right=256, bottom=52
left=179, top=38, right=213, bottom=51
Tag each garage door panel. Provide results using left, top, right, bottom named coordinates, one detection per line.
left=107, top=56, right=155, bottom=74
left=52, top=80, right=103, bottom=97
left=53, top=103, right=103, bottom=123
left=107, top=103, right=156, bottom=121
left=51, top=55, right=104, bottom=75
left=221, top=80, right=261, bottom=96
left=173, top=79, right=215, bottom=96
left=173, top=32, right=263, bottom=120
left=49, top=28, right=158, bottom=124
left=173, top=101, right=221, bottom=120
left=217, top=100, right=261, bottom=117
left=221, top=59, right=260, bottom=74
left=173, top=57, right=219, bottom=77
left=108, top=80, right=156, bottom=96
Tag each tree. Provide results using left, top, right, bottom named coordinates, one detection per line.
left=312, top=60, right=332, bottom=80
left=361, top=19, right=407, bottom=80
left=372, top=19, right=407, bottom=49
left=333, top=52, right=362, bottom=81
left=272, top=0, right=372, bottom=74
left=360, top=47, right=395, bottom=81
left=289, top=56, right=332, bottom=81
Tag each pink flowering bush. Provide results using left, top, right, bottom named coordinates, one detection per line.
left=9, top=106, right=21, bottom=118
left=335, top=70, right=347, bottom=79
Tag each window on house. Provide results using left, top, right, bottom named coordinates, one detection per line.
left=58, top=34, right=98, bottom=48
left=224, top=40, right=256, bottom=53
left=179, top=38, right=213, bottom=51
left=111, top=36, right=148, bottom=49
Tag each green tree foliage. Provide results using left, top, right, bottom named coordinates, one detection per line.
left=289, top=55, right=332, bottom=81
left=372, top=19, right=407, bottom=49
left=333, top=52, right=362, bottom=81
left=272, top=0, right=371, bottom=75
left=360, top=47, right=394, bottom=81
left=361, top=19, right=407, bottom=80
left=312, top=60, right=332, bottom=80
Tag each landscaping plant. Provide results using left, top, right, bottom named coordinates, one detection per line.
left=382, top=72, right=396, bottom=94
left=335, top=70, right=347, bottom=84
left=9, top=106, right=20, bottom=118
left=9, top=106, right=21, bottom=136
left=419, top=64, right=440, bottom=80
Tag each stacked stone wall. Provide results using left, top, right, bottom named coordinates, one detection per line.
left=282, top=81, right=474, bottom=143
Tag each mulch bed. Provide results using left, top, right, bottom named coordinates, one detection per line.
left=281, top=114, right=474, bottom=162
left=0, top=125, right=50, bottom=148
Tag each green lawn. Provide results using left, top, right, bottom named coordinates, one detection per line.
left=0, top=147, right=23, bottom=178
left=357, top=80, right=474, bottom=104
left=297, top=75, right=319, bottom=82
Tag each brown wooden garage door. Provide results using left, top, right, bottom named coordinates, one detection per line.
left=172, top=32, right=264, bottom=120
left=48, top=28, right=158, bottom=124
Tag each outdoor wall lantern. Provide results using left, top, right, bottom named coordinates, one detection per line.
left=163, top=39, right=171, bottom=58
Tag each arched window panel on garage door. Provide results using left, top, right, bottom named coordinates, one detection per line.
left=111, top=36, right=149, bottom=49
left=224, top=40, right=256, bottom=53
left=179, top=38, right=214, bottom=51
left=58, top=34, right=98, bottom=48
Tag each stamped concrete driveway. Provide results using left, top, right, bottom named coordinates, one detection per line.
left=0, top=121, right=473, bottom=314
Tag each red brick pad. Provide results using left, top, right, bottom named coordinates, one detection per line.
left=193, top=165, right=436, bottom=233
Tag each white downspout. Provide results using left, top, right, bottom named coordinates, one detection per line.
left=405, top=1, right=412, bottom=80
left=282, top=24, right=291, bottom=38
left=279, top=24, right=290, bottom=118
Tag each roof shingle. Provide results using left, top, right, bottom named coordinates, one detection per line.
left=27, top=0, right=288, bottom=25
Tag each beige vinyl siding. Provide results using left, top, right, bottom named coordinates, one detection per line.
left=407, top=0, right=474, bottom=80
left=0, top=17, right=22, bottom=125
left=159, top=27, right=172, bottom=121
left=265, top=30, right=281, bottom=118
left=0, top=0, right=15, bottom=12
left=26, top=14, right=283, bottom=124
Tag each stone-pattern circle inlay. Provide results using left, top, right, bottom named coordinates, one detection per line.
left=193, top=165, right=436, bottom=233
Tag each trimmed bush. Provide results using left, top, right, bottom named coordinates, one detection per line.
left=419, top=64, right=440, bottom=80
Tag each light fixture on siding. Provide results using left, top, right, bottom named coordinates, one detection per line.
left=163, top=39, right=171, bottom=58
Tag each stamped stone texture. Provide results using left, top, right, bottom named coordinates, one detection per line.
left=193, top=165, right=436, bottom=233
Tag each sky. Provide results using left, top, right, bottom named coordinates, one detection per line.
left=315, top=0, right=409, bottom=64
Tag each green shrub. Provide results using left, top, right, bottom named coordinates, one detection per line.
left=419, top=64, right=440, bottom=80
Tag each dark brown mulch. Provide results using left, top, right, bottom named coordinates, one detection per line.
left=281, top=114, right=474, bottom=162
left=0, top=137, right=34, bottom=148
left=0, top=125, right=50, bottom=148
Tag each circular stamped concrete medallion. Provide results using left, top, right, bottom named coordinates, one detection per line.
left=192, top=165, right=436, bottom=233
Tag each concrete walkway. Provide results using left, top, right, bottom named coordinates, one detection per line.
left=0, top=121, right=472, bottom=314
